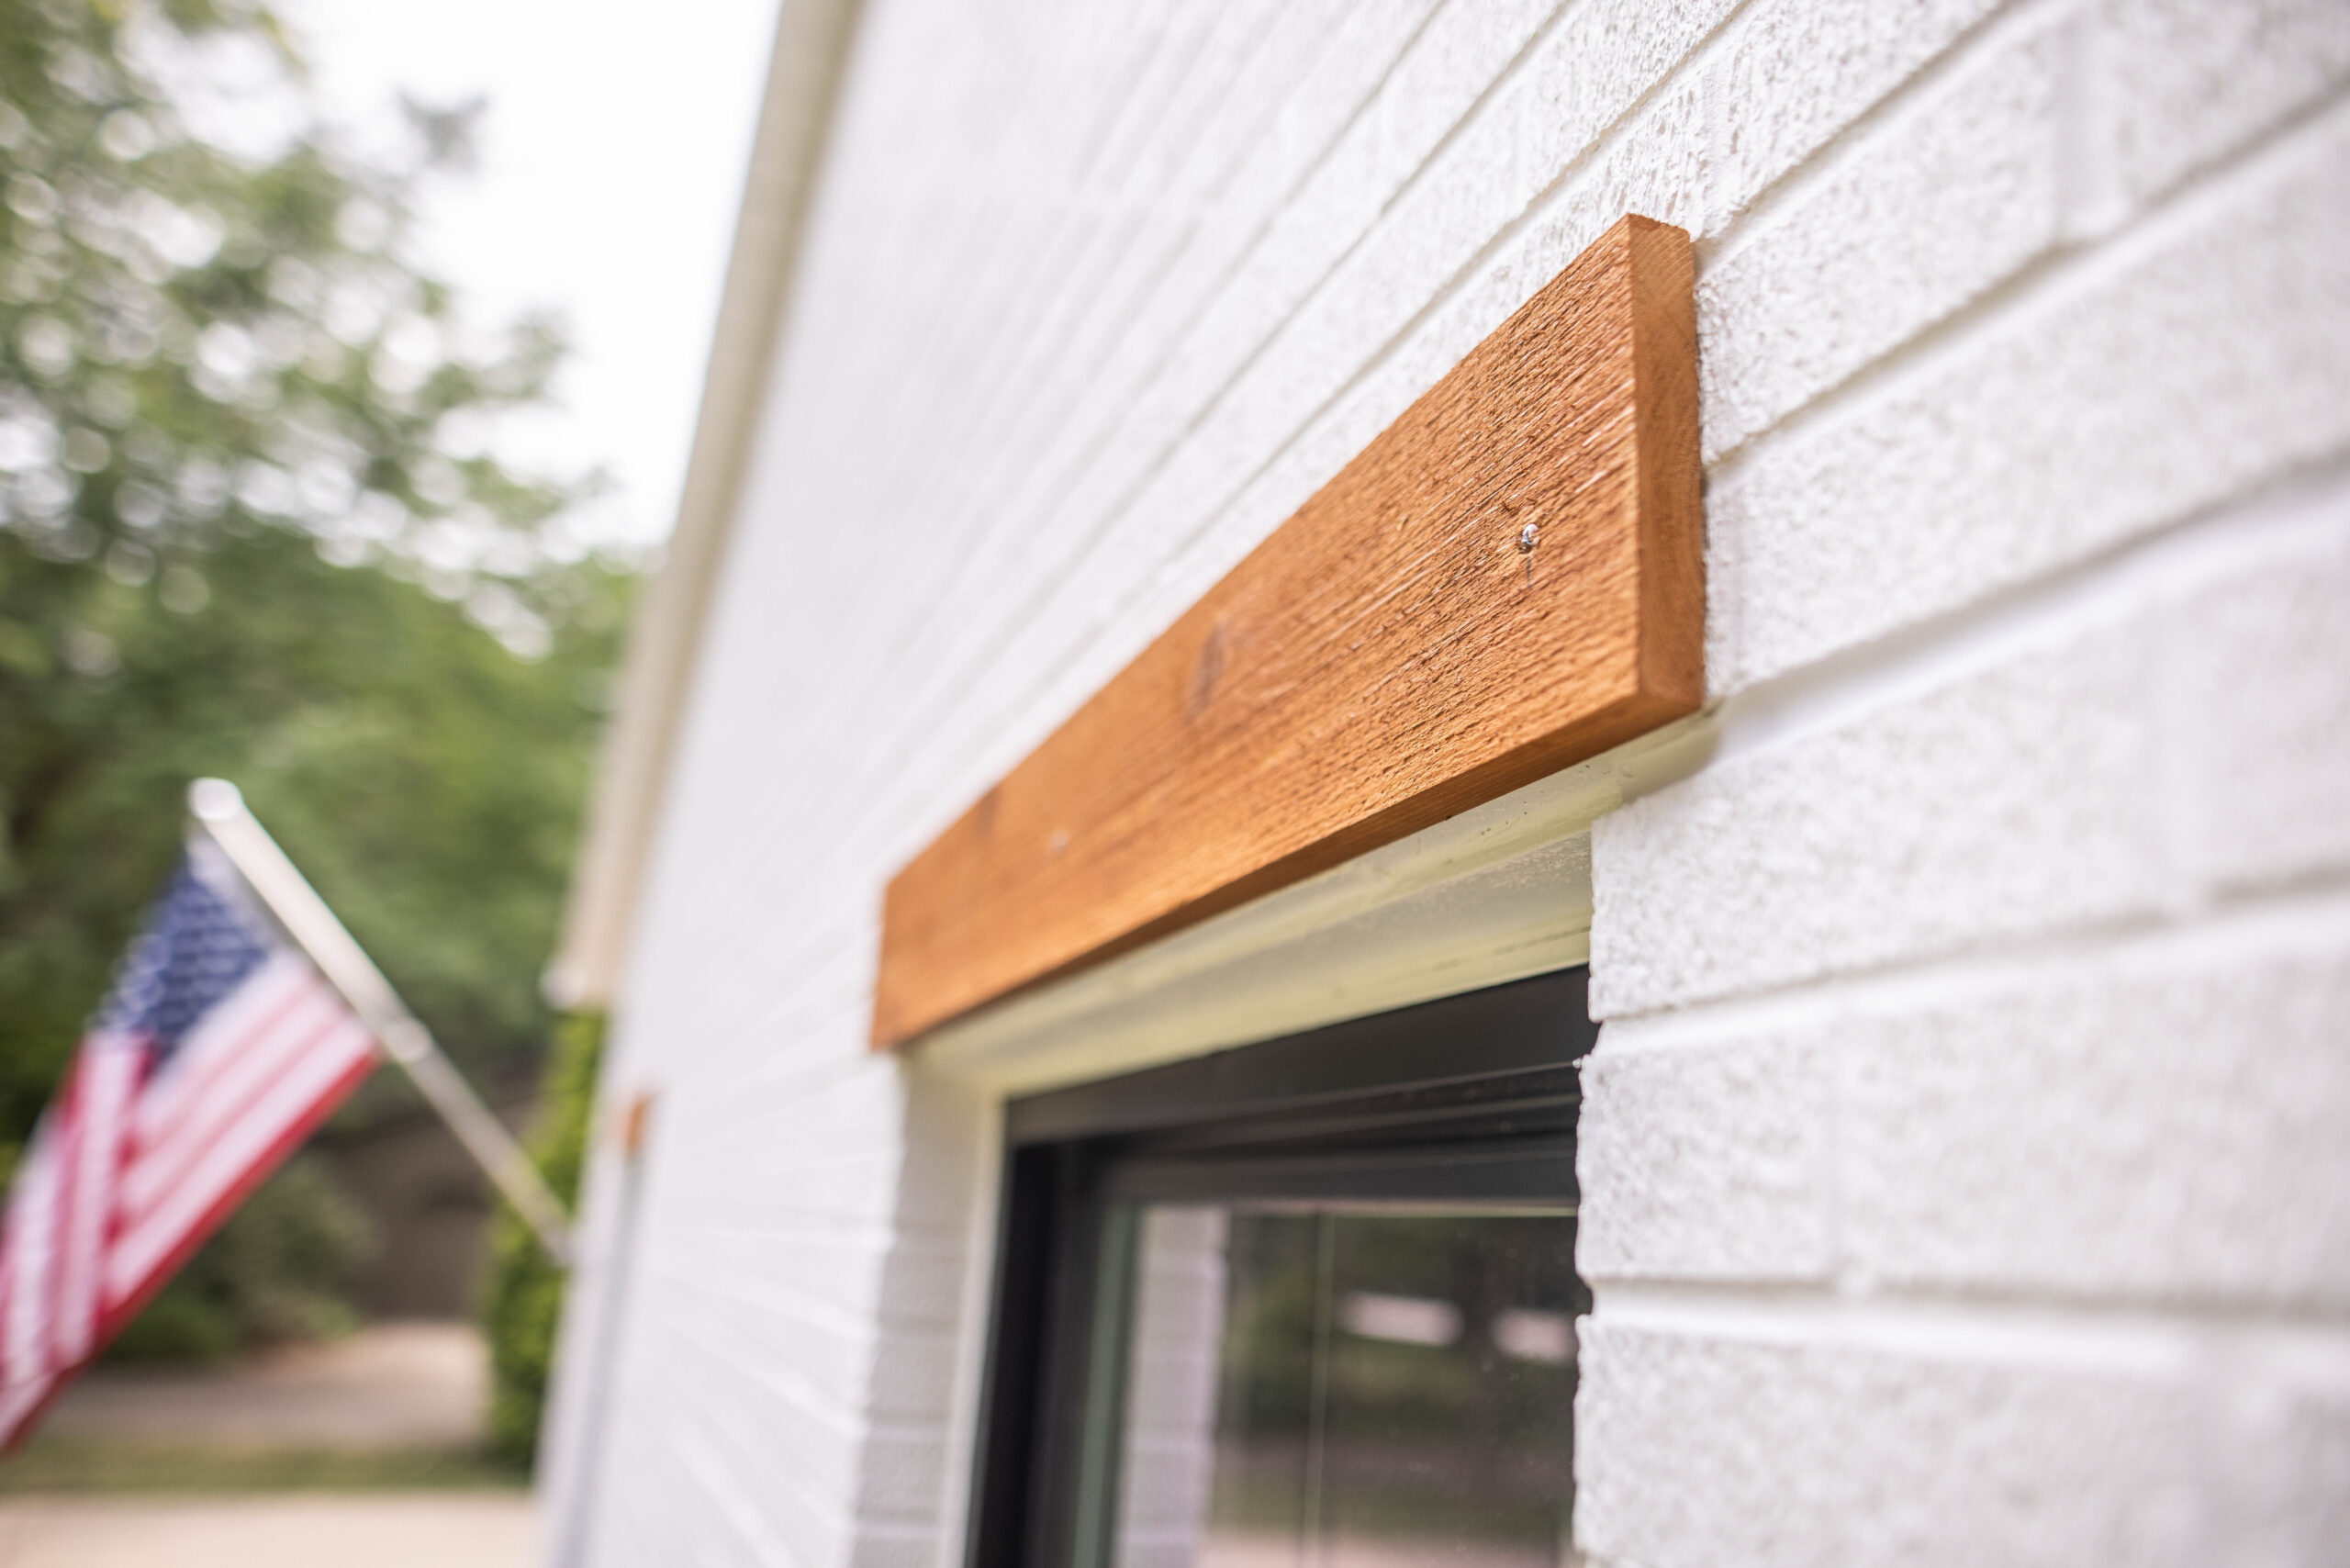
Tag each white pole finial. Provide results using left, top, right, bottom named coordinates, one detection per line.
left=187, top=777, right=244, bottom=823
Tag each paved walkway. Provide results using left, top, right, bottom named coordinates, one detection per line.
left=0, top=1494, right=537, bottom=1566
left=42, top=1320, right=491, bottom=1450
left=0, top=1324, right=535, bottom=1567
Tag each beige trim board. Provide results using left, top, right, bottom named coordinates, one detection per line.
left=913, top=713, right=1714, bottom=1100
left=547, top=0, right=867, bottom=1010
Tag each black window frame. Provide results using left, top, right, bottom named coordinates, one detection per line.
left=965, top=968, right=1599, bottom=1568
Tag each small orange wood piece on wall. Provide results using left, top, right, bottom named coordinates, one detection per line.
left=874, top=214, right=1702, bottom=1047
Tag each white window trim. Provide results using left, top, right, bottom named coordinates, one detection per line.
left=906, top=711, right=1710, bottom=1568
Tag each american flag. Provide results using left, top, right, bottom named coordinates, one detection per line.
left=0, top=841, right=378, bottom=1446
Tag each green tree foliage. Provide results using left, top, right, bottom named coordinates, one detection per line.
left=0, top=0, right=627, bottom=1359
left=482, top=1009, right=602, bottom=1464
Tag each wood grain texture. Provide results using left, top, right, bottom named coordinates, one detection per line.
left=874, top=215, right=1702, bottom=1047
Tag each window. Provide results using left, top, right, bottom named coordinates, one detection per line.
left=969, top=970, right=1596, bottom=1568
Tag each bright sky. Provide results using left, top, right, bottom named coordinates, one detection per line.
left=280, top=0, right=781, bottom=550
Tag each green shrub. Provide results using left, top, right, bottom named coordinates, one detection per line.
left=104, top=1289, right=238, bottom=1364
left=480, top=1009, right=603, bottom=1466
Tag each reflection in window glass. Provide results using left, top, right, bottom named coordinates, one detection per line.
left=1111, top=1208, right=1583, bottom=1568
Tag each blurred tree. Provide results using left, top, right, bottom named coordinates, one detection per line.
left=0, top=0, right=628, bottom=1353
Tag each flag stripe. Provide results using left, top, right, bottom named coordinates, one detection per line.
left=126, top=955, right=319, bottom=1163
left=96, top=1042, right=378, bottom=1348
left=53, top=1046, right=138, bottom=1363
left=130, top=952, right=317, bottom=1147
left=3, top=1128, right=60, bottom=1388
left=40, top=1067, right=85, bottom=1374
left=118, top=968, right=343, bottom=1223
left=106, top=1016, right=375, bottom=1311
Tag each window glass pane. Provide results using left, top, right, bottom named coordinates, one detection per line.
left=1110, top=1207, right=1580, bottom=1568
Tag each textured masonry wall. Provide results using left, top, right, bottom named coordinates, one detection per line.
left=548, top=2, right=2350, bottom=1563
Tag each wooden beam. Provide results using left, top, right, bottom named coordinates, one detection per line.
left=875, top=215, right=1702, bottom=1047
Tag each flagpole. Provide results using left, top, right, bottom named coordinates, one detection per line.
left=186, top=778, right=576, bottom=1268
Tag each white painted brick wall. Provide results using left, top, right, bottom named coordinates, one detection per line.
left=1707, top=95, right=2350, bottom=692
left=1709, top=0, right=2006, bottom=222
left=550, top=0, right=2350, bottom=1562
left=1577, top=1318, right=2244, bottom=1567
left=1588, top=893, right=2350, bottom=1306
left=1595, top=607, right=2178, bottom=1014
left=2098, top=0, right=2350, bottom=210
left=2184, top=524, right=2350, bottom=890
left=1699, top=6, right=2070, bottom=460
left=1578, top=1029, right=1833, bottom=1282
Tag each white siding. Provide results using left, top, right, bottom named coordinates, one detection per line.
left=549, top=1, right=2350, bottom=1562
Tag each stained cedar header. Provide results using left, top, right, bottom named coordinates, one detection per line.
left=873, top=215, right=1702, bottom=1047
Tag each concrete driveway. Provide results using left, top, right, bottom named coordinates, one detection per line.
left=42, top=1322, right=491, bottom=1450
left=0, top=1494, right=537, bottom=1566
